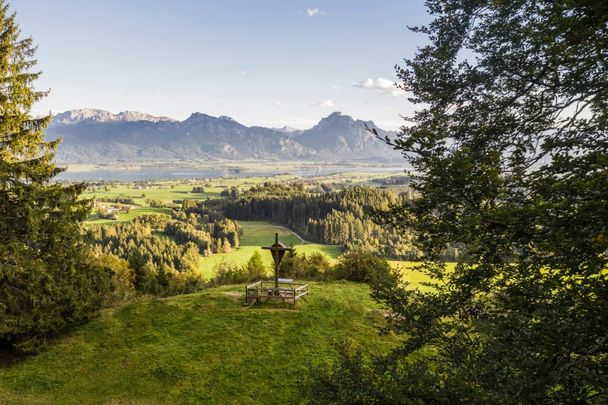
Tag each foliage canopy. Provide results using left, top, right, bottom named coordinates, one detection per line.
left=312, top=0, right=608, bottom=402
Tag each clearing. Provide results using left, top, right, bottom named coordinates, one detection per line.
left=199, top=221, right=343, bottom=278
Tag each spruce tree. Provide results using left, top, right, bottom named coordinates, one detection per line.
left=0, top=1, right=108, bottom=352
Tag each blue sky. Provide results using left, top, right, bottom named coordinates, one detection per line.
left=14, top=1, right=430, bottom=130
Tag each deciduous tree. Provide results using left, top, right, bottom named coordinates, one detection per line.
left=311, top=0, right=608, bottom=402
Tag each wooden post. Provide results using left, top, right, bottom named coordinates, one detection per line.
left=262, top=233, right=292, bottom=298
left=274, top=232, right=279, bottom=290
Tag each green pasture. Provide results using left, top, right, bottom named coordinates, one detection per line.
left=199, top=221, right=343, bottom=279
left=80, top=175, right=302, bottom=205
left=0, top=282, right=398, bottom=404
left=82, top=183, right=220, bottom=204
left=239, top=221, right=303, bottom=246
left=85, top=207, right=172, bottom=225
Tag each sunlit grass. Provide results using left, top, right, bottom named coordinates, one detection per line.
left=389, top=261, right=457, bottom=292
left=199, top=221, right=343, bottom=278
left=85, top=207, right=172, bottom=225
left=0, top=282, right=398, bottom=404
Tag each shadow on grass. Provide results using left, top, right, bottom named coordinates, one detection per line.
left=0, top=349, right=20, bottom=369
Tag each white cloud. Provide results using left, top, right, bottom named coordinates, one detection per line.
left=311, top=99, right=337, bottom=108
left=352, top=77, right=406, bottom=97
left=271, top=101, right=285, bottom=108
left=306, top=8, right=324, bottom=17
left=375, top=120, right=405, bottom=131
left=239, top=70, right=248, bottom=76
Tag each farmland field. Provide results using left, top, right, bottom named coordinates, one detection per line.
left=81, top=174, right=301, bottom=206
left=198, top=221, right=343, bottom=279
left=85, top=207, right=172, bottom=225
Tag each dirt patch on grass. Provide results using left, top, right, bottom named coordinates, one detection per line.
left=223, top=291, right=243, bottom=300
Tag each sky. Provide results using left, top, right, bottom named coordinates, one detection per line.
left=13, top=1, right=430, bottom=130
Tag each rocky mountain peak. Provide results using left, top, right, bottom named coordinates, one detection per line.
left=53, top=109, right=176, bottom=125
left=47, top=108, right=400, bottom=164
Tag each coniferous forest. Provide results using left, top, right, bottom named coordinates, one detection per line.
left=217, top=183, right=442, bottom=260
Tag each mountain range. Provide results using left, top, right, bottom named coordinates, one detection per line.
left=46, top=109, right=400, bottom=164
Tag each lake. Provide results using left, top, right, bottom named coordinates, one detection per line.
left=56, top=164, right=406, bottom=181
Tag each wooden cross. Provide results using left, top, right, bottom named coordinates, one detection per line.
left=262, top=233, right=293, bottom=289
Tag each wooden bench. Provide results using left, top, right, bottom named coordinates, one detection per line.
left=245, top=280, right=309, bottom=305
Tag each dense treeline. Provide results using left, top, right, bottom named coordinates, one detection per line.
left=88, top=216, right=201, bottom=274
left=210, top=249, right=393, bottom=286
left=97, top=196, right=137, bottom=205
left=87, top=209, right=240, bottom=295
left=216, top=183, right=439, bottom=259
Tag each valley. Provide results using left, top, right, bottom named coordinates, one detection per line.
left=2, top=0, right=604, bottom=401
left=82, top=171, right=411, bottom=277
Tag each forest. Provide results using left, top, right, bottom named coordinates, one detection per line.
left=86, top=207, right=241, bottom=295
left=215, top=182, right=459, bottom=260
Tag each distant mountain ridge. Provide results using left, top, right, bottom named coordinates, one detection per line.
left=53, top=108, right=177, bottom=124
left=46, top=109, right=400, bottom=164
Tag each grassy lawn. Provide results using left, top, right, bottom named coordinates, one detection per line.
left=0, top=282, right=398, bottom=404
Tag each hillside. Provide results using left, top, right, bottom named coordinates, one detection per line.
left=46, top=109, right=400, bottom=164
left=0, top=283, right=397, bottom=404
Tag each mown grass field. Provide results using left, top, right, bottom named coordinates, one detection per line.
left=198, top=221, right=343, bottom=279
left=0, top=283, right=398, bottom=404
left=85, top=207, right=173, bottom=225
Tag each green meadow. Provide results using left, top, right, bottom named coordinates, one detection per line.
left=83, top=183, right=220, bottom=203
left=0, top=283, right=398, bottom=404
left=198, top=221, right=343, bottom=279
left=85, top=207, right=172, bottom=225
